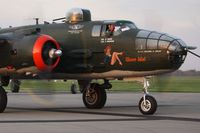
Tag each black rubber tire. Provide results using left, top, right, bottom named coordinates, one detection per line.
left=83, top=83, right=107, bottom=109
left=10, top=80, right=20, bottom=93
left=139, top=95, right=157, bottom=115
left=0, top=86, right=7, bottom=113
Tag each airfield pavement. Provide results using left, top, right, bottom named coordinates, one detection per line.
left=0, top=92, right=200, bottom=133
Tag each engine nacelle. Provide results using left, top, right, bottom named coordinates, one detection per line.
left=11, top=34, right=62, bottom=72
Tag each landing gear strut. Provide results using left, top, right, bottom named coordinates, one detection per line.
left=70, top=82, right=77, bottom=94
left=139, top=78, right=157, bottom=115
left=10, top=79, right=21, bottom=93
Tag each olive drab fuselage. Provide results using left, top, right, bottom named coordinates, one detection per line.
left=0, top=20, right=187, bottom=79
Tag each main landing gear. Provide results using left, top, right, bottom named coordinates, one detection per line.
left=0, top=86, right=7, bottom=113
left=139, top=78, right=157, bottom=115
left=0, top=76, right=9, bottom=113
left=80, top=78, right=157, bottom=115
left=80, top=80, right=112, bottom=109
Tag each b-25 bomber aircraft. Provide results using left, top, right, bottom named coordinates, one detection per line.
left=0, top=8, right=199, bottom=115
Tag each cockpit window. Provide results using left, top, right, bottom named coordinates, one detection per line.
left=115, top=21, right=137, bottom=29
left=114, top=22, right=137, bottom=35
left=114, top=25, right=131, bottom=36
left=101, top=21, right=137, bottom=37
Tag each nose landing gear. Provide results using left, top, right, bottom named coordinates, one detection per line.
left=139, top=78, right=157, bottom=115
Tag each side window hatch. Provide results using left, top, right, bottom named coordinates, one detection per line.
left=92, top=25, right=101, bottom=37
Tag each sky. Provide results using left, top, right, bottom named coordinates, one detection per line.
left=0, top=0, right=200, bottom=70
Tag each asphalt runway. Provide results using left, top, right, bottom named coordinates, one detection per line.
left=0, top=92, right=200, bottom=133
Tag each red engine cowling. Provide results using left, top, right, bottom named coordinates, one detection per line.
left=32, top=35, right=61, bottom=71
left=9, top=34, right=62, bottom=72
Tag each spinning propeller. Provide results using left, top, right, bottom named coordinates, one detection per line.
left=152, top=46, right=199, bottom=92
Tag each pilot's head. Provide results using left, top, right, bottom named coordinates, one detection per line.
left=108, top=24, right=115, bottom=32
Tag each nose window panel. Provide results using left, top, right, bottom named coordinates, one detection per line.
left=160, top=35, right=174, bottom=42
left=135, top=30, right=179, bottom=50
left=149, top=32, right=162, bottom=39
left=158, top=40, right=170, bottom=49
left=168, top=41, right=179, bottom=51
left=177, top=40, right=187, bottom=47
left=135, top=39, right=146, bottom=50
left=147, top=39, right=158, bottom=49
left=136, top=30, right=151, bottom=38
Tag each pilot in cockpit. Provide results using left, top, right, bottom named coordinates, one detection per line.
left=106, top=24, right=115, bottom=37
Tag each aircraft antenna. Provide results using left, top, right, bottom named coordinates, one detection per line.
left=33, top=18, right=39, bottom=25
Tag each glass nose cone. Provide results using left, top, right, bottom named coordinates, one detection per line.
left=167, top=39, right=187, bottom=65
left=135, top=30, right=187, bottom=67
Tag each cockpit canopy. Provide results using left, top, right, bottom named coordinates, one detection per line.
left=66, top=8, right=91, bottom=23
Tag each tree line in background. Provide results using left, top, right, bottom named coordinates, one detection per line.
left=166, top=70, right=200, bottom=76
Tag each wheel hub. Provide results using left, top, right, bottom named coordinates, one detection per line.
left=141, top=100, right=151, bottom=112
left=86, top=89, right=98, bottom=105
